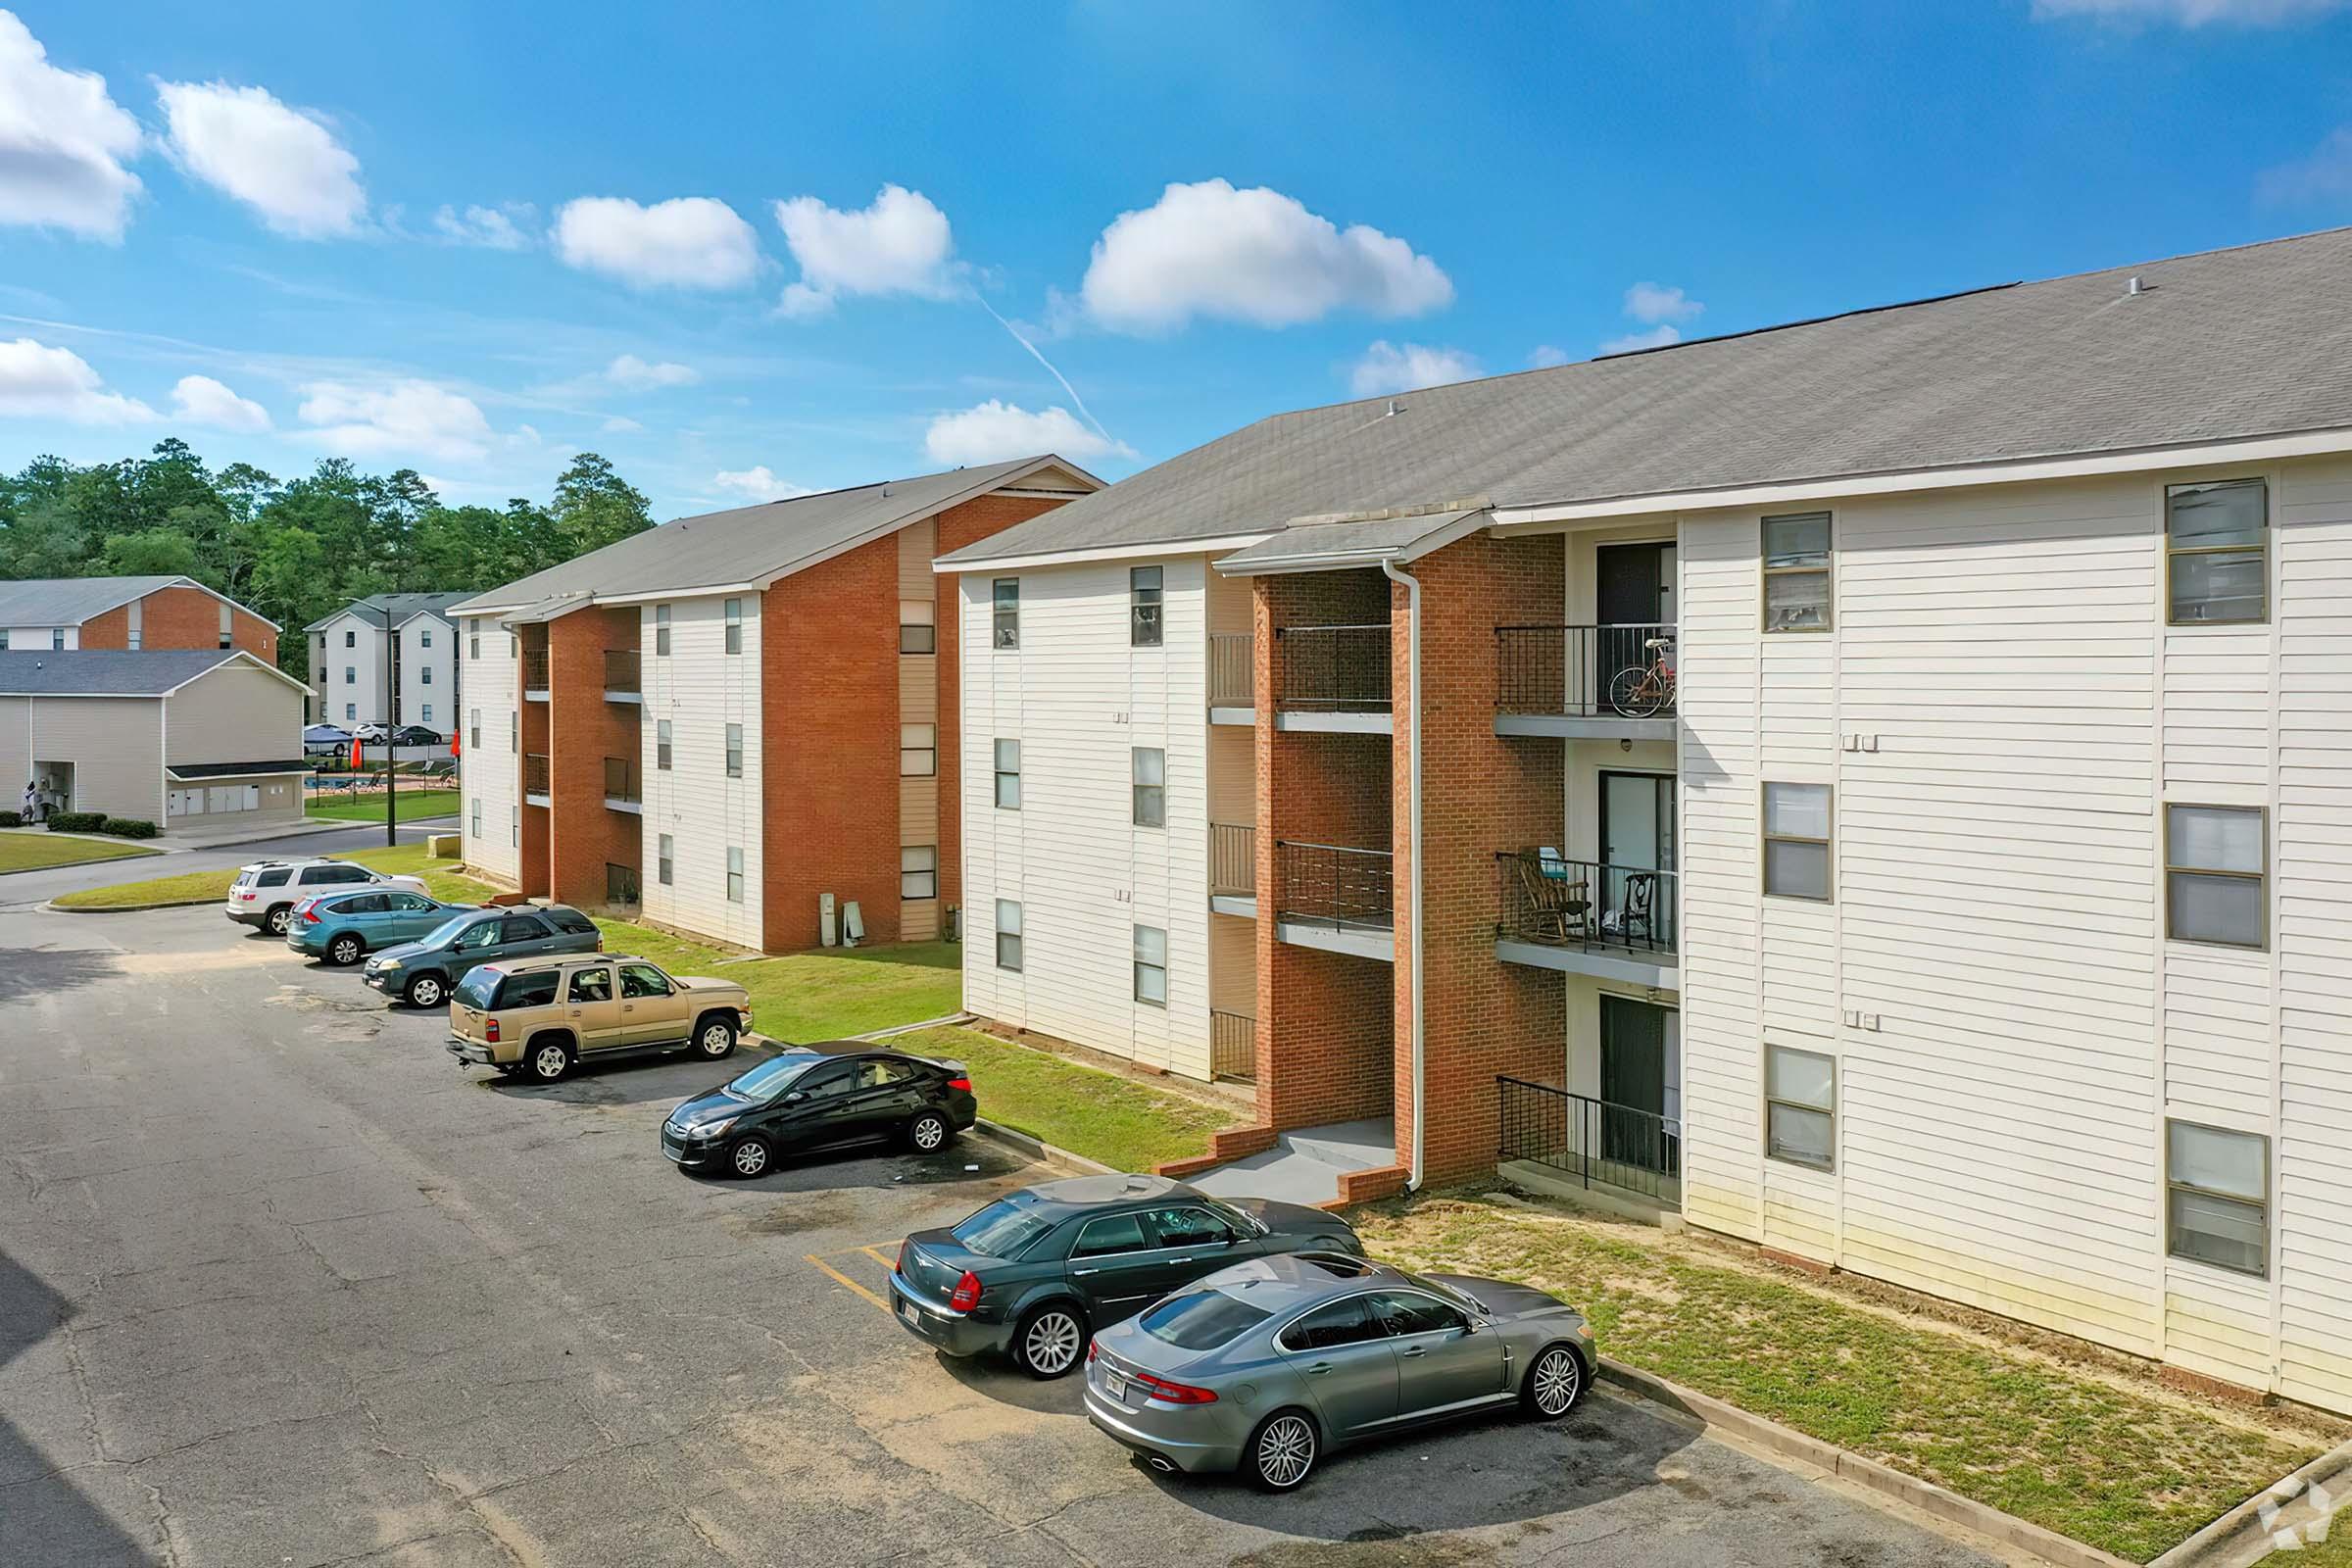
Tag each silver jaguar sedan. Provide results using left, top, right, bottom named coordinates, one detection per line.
left=1082, top=1251, right=1595, bottom=1491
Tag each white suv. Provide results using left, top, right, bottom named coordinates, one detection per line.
left=225, top=859, right=429, bottom=937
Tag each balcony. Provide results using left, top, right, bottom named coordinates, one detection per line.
left=603, top=648, right=642, bottom=703
left=1274, top=623, right=1391, bottom=732
left=1209, top=822, right=1255, bottom=914
left=1494, top=623, right=1676, bottom=740
left=521, top=645, right=551, bottom=698
left=1209, top=632, right=1254, bottom=722
left=603, top=757, right=642, bottom=813
left=1210, top=1009, right=1256, bottom=1083
left=1496, top=1076, right=1681, bottom=1210
left=1275, top=839, right=1394, bottom=960
left=1494, top=850, right=1677, bottom=986
left=523, top=752, right=551, bottom=805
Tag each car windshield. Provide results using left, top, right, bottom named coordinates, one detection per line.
left=452, top=970, right=500, bottom=1009
left=421, top=913, right=472, bottom=948
left=1138, top=1289, right=1275, bottom=1351
left=951, top=1197, right=1057, bottom=1259
left=1403, top=1270, right=1487, bottom=1316
left=723, top=1055, right=824, bottom=1102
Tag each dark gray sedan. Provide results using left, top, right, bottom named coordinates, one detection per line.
left=1082, top=1251, right=1594, bottom=1491
left=359, top=903, right=602, bottom=1008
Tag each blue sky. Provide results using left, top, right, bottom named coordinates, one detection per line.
left=3, top=0, right=2351, bottom=520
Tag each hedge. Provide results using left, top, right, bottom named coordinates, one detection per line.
left=47, top=811, right=107, bottom=833
left=102, top=817, right=160, bottom=839
left=0, top=809, right=19, bottom=828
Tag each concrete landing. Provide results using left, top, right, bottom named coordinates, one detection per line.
left=1194, top=1117, right=1396, bottom=1207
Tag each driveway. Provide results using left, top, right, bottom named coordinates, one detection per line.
left=0, top=898, right=2020, bottom=1567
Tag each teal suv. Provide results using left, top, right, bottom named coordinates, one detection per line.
left=287, top=888, right=476, bottom=967
left=362, top=904, right=602, bottom=1009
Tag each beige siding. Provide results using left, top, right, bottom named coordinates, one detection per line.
left=165, top=661, right=304, bottom=767
left=641, top=596, right=762, bottom=949
left=0, top=696, right=25, bottom=794
left=25, top=696, right=163, bottom=820
left=461, top=615, right=519, bottom=884
left=899, top=519, right=943, bottom=941
left=1208, top=911, right=1256, bottom=1016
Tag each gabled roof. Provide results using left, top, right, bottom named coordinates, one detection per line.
left=305, top=592, right=475, bottom=632
left=0, top=648, right=306, bottom=698
left=941, top=227, right=2352, bottom=568
left=452, top=455, right=1100, bottom=617
left=0, top=575, right=276, bottom=630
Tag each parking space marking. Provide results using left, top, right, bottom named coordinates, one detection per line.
left=804, top=1252, right=891, bottom=1314
left=858, top=1244, right=896, bottom=1268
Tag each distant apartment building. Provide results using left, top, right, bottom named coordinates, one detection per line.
left=0, top=575, right=277, bottom=662
left=450, top=457, right=1098, bottom=950
left=304, top=593, right=469, bottom=729
left=939, top=229, right=2352, bottom=1414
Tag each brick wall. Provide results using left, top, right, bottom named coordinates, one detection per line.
left=519, top=630, right=552, bottom=899
left=545, top=607, right=641, bottom=907
left=79, top=586, right=275, bottom=662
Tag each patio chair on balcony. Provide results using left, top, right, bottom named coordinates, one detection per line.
left=1513, top=851, right=1590, bottom=942
left=1608, top=871, right=1658, bottom=947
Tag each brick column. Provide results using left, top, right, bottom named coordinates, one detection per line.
left=545, top=609, right=639, bottom=908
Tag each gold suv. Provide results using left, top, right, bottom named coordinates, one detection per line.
left=445, top=954, right=754, bottom=1084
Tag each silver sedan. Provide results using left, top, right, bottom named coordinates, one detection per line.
left=1082, top=1251, right=1595, bottom=1491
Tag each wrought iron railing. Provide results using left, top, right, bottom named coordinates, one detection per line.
left=1210, top=822, right=1256, bottom=899
left=1209, top=632, right=1254, bottom=709
left=1496, top=1076, right=1681, bottom=1203
left=604, top=648, right=641, bottom=693
left=603, top=757, right=641, bottom=805
left=521, top=645, right=551, bottom=691
left=1210, top=1009, right=1256, bottom=1082
left=1276, top=839, right=1394, bottom=929
left=1495, top=624, right=1676, bottom=718
left=1275, top=623, right=1391, bottom=712
left=1495, top=851, right=1676, bottom=956
left=606, top=861, right=641, bottom=906
left=523, top=753, right=551, bottom=798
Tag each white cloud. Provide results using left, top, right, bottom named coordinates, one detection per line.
left=0, top=337, right=154, bottom=423
left=156, top=79, right=366, bottom=238
left=0, top=12, right=143, bottom=240
left=1529, top=345, right=1571, bottom=368
left=296, top=379, right=494, bottom=461
left=1348, top=341, right=1480, bottom=397
left=601, top=415, right=644, bottom=434
left=1078, top=178, right=1452, bottom=334
left=2032, top=0, right=2343, bottom=21
left=923, top=400, right=1136, bottom=466
left=1599, top=325, right=1684, bottom=356
left=712, top=466, right=812, bottom=502
left=2259, top=125, right=2352, bottom=205
left=1624, top=281, right=1704, bottom=325
left=772, top=184, right=961, bottom=316
left=552, top=196, right=760, bottom=289
left=169, top=373, right=270, bottom=432
left=432, top=202, right=532, bottom=249
left=603, top=353, right=698, bottom=390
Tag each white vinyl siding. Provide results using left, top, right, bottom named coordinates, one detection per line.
left=640, top=595, right=762, bottom=948
left=461, top=614, right=519, bottom=884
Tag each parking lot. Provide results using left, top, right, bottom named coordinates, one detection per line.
left=0, top=875, right=2021, bottom=1567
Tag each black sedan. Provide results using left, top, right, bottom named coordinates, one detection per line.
left=661, top=1046, right=977, bottom=1178
left=888, top=1175, right=1366, bottom=1378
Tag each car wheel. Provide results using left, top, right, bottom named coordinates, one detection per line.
left=403, top=972, right=446, bottom=1009
left=524, top=1039, right=572, bottom=1084
left=327, top=934, right=364, bottom=966
left=906, top=1111, right=952, bottom=1152
left=728, top=1135, right=772, bottom=1179
left=1522, top=1344, right=1586, bottom=1419
left=265, top=905, right=293, bottom=936
left=1245, top=1410, right=1320, bottom=1492
left=1011, top=1303, right=1087, bottom=1380
left=694, top=1015, right=738, bottom=1059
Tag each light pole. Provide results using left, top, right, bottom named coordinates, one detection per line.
left=381, top=602, right=398, bottom=848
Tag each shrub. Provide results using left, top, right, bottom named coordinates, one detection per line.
left=0, top=809, right=19, bottom=827
left=47, top=811, right=107, bottom=833
left=101, top=817, right=160, bottom=839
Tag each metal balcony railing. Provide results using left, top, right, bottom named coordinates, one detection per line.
left=1275, top=623, right=1391, bottom=712
left=603, top=757, right=641, bottom=805
left=604, top=648, right=641, bottom=693
left=521, top=645, right=551, bottom=691
left=523, top=753, right=551, bottom=798
left=1210, top=1009, right=1257, bottom=1083
left=1209, top=632, right=1255, bottom=709
left=1275, top=839, right=1394, bottom=930
left=1495, top=851, right=1676, bottom=956
left=1494, top=624, right=1676, bottom=718
left=1210, top=823, right=1256, bottom=899
left=1496, top=1076, right=1681, bottom=1204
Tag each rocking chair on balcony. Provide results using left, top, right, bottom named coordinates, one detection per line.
left=1513, top=851, right=1590, bottom=942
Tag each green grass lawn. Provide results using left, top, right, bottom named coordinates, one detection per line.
left=305, top=788, right=463, bottom=823
left=52, top=843, right=494, bottom=909
left=0, top=832, right=160, bottom=874
left=1358, top=1195, right=2329, bottom=1563
left=591, top=919, right=962, bottom=1041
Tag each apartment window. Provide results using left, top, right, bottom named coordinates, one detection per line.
left=2167, top=478, right=2268, bottom=625
left=128, top=626, right=142, bottom=650
left=725, top=723, right=744, bottom=778
left=1762, top=512, right=1832, bottom=632
left=345, top=629, right=356, bottom=649
left=1762, top=782, right=1833, bottom=901
left=901, top=845, right=938, bottom=900
left=219, top=604, right=231, bottom=649
left=511, top=804, right=517, bottom=848
left=724, top=598, right=743, bottom=655
left=655, top=604, right=671, bottom=657
left=995, top=900, right=1022, bottom=971
left=344, top=665, right=355, bottom=686
left=420, top=703, right=432, bottom=725
left=510, top=633, right=516, bottom=658
left=2168, top=1120, right=2269, bottom=1277
left=419, top=665, right=432, bottom=685
left=900, top=600, right=936, bottom=654
left=420, top=627, right=433, bottom=649
left=318, top=633, right=326, bottom=653
left=469, top=709, right=481, bottom=750
left=726, top=847, right=744, bottom=904
left=510, top=710, right=517, bottom=753
left=901, top=723, right=936, bottom=777
left=657, top=719, right=672, bottom=770
left=2166, top=804, right=2267, bottom=949
left=1764, top=1045, right=1836, bottom=1170
left=50, top=628, right=63, bottom=650
left=1133, top=925, right=1167, bottom=1006
left=994, top=739, right=1021, bottom=809
left=658, top=834, right=673, bottom=887
left=1130, top=566, right=1163, bottom=647
left=993, top=578, right=1019, bottom=650
left=470, top=798, right=482, bottom=837
left=1132, top=748, right=1164, bottom=827
left=345, top=703, right=356, bottom=721
left=469, top=633, right=479, bottom=661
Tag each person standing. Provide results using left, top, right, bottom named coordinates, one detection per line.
left=23, top=780, right=40, bottom=823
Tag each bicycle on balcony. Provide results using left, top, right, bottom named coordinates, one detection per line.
left=1607, top=635, right=1677, bottom=718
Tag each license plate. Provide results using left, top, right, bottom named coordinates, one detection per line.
left=1103, top=1372, right=1128, bottom=1401
left=897, top=1297, right=918, bottom=1326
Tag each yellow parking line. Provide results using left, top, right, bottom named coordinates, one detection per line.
left=858, top=1244, right=897, bottom=1268
left=804, top=1252, right=891, bottom=1315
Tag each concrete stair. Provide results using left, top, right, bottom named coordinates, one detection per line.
left=1192, top=1118, right=1396, bottom=1207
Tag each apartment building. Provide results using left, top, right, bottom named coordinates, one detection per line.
left=450, top=457, right=1098, bottom=949
left=0, top=575, right=277, bottom=662
left=940, top=228, right=2352, bottom=1413
left=303, top=593, right=468, bottom=729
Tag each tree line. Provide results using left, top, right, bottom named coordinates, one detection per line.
left=0, top=439, right=653, bottom=675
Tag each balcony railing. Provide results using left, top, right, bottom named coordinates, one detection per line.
left=604, top=648, right=641, bottom=693
left=1209, top=632, right=1254, bottom=709
left=1210, top=822, right=1256, bottom=899
left=1210, top=1009, right=1256, bottom=1082
left=1495, top=624, right=1676, bottom=718
left=1276, top=839, right=1394, bottom=930
left=521, top=645, right=551, bottom=692
left=1496, top=851, right=1676, bottom=956
left=1496, top=1076, right=1681, bottom=1204
left=1275, top=623, right=1391, bottom=712
left=603, top=757, right=641, bottom=805
left=523, top=753, right=551, bottom=798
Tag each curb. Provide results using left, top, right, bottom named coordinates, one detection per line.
left=963, top=1119, right=1117, bottom=1178
left=2147, top=1434, right=2352, bottom=1567
left=1596, top=1361, right=2135, bottom=1568
left=853, top=1012, right=976, bottom=1041
left=46, top=895, right=220, bottom=913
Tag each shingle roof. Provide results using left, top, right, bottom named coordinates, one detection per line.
left=943, top=227, right=2352, bottom=566
left=1216, top=508, right=1488, bottom=572
left=305, top=592, right=474, bottom=632
left=0, top=649, right=243, bottom=696
left=0, top=575, right=197, bottom=627
left=452, top=456, right=1098, bottom=615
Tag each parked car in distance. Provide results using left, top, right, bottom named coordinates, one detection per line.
left=890, top=1175, right=1366, bottom=1379
left=361, top=903, right=600, bottom=1008
left=350, top=722, right=391, bottom=742
left=389, top=725, right=444, bottom=747
left=662, top=1047, right=978, bottom=1178
left=286, top=888, right=476, bottom=966
left=226, top=858, right=430, bottom=937
left=1083, top=1252, right=1595, bottom=1491
left=444, top=954, right=753, bottom=1084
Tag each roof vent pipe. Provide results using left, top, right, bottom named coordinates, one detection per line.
left=1386, top=399, right=1400, bottom=417
left=2127, top=275, right=2144, bottom=297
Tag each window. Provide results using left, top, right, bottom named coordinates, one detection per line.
left=620, top=963, right=671, bottom=998
left=470, top=798, right=482, bottom=836
left=796, top=1061, right=855, bottom=1101
left=567, top=966, right=613, bottom=1004
left=900, top=600, right=936, bottom=654
left=1762, top=512, right=1832, bottom=632
left=901, top=845, right=937, bottom=900
left=1762, top=782, right=1833, bottom=901
left=1072, top=1213, right=1148, bottom=1257
left=1132, top=748, right=1164, bottom=827
left=724, top=723, right=743, bottom=778
left=318, top=633, right=326, bottom=652
left=469, top=630, right=479, bottom=661
left=510, top=804, right=517, bottom=847
left=657, top=720, right=671, bottom=770
left=345, top=629, right=356, bottom=649
left=419, top=665, right=431, bottom=685
left=496, top=969, right=560, bottom=1008
left=453, top=920, right=500, bottom=954
left=219, top=604, right=231, bottom=649
left=1130, top=565, right=1163, bottom=647
left=726, top=847, right=744, bottom=904
left=0, top=630, right=9, bottom=651
left=344, top=666, right=355, bottom=685
left=1145, top=1206, right=1235, bottom=1247
left=1764, top=1045, right=1836, bottom=1170
left=419, top=704, right=432, bottom=725
left=857, top=1057, right=918, bottom=1090
left=499, top=913, right=550, bottom=942
left=1133, top=925, right=1167, bottom=1006
left=345, top=703, right=356, bottom=721
left=1281, top=1297, right=1382, bottom=1351
left=993, top=578, right=1019, bottom=649
left=655, top=604, right=671, bottom=656
left=2167, top=1120, right=2269, bottom=1277
left=901, top=724, right=936, bottom=777
left=724, top=597, right=743, bottom=654
left=469, top=710, right=481, bottom=749
left=2168, top=478, right=2268, bottom=625
left=657, top=834, right=673, bottom=886
left=994, top=739, right=1020, bottom=809
left=420, top=627, right=432, bottom=648
left=1370, top=1291, right=1469, bottom=1338
left=510, top=710, right=517, bottom=753
left=995, top=899, right=1022, bottom=971
left=2167, top=804, right=2267, bottom=949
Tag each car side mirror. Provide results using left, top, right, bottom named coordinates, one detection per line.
left=784, top=1091, right=807, bottom=1104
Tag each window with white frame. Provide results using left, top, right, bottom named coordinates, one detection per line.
left=419, top=664, right=431, bottom=685
left=726, top=846, right=744, bottom=904
left=1762, top=782, right=1832, bottom=901
left=658, top=833, right=673, bottom=886
left=50, top=628, right=62, bottom=650
left=344, top=665, right=355, bottom=685
left=469, top=709, right=481, bottom=750
left=995, top=900, right=1022, bottom=970
left=345, top=628, right=356, bottom=648
left=724, top=598, right=743, bottom=654
left=420, top=627, right=433, bottom=648
left=2167, top=1119, right=2268, bottom=1276
left=510, top=804, right=517, bottom=847
left=725, top=723, right=743, bottom=778
left=993, top=579, right=1019, bottom=649
left=901, top=845, right=937, bottom=900
left=470, top=798, right=482, bottom=836
left=509, top=710, right=517, bottom=752
left=900, top=600, right=936, bottom=654
left=219, top=603, right=231, bottom=649
left=1762, top=512, right=1832, bottom=632
left=1132, top=748, right=1164, bottom=827
left=1130, top=566, right=1163, bottom=647
left=1133, top=925, right=1166, bottom=1006
left=655, top=604, right=671, bottom=656
left=2167, top=478, right=2268, bottom=625
left=1764, top=1044, right=1835, bottom=1170
left=902, top=723, right=936, bottom=777
left=2167, top=804, right=2266, bottom=949
left=345, top=703, right=356, bottom=721
left=657, top=719, right=672, bottom=770
left=420, top=703, right=432, bottom=725
left=994, top=739, right=1020, bottom=808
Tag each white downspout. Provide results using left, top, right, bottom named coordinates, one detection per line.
left=1381, top=558, right=1426, bottom=1192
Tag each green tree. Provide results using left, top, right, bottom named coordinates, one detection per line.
left=99, top=527, right=200, bottom=576
left=550, top=453, right=652, bottom=559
